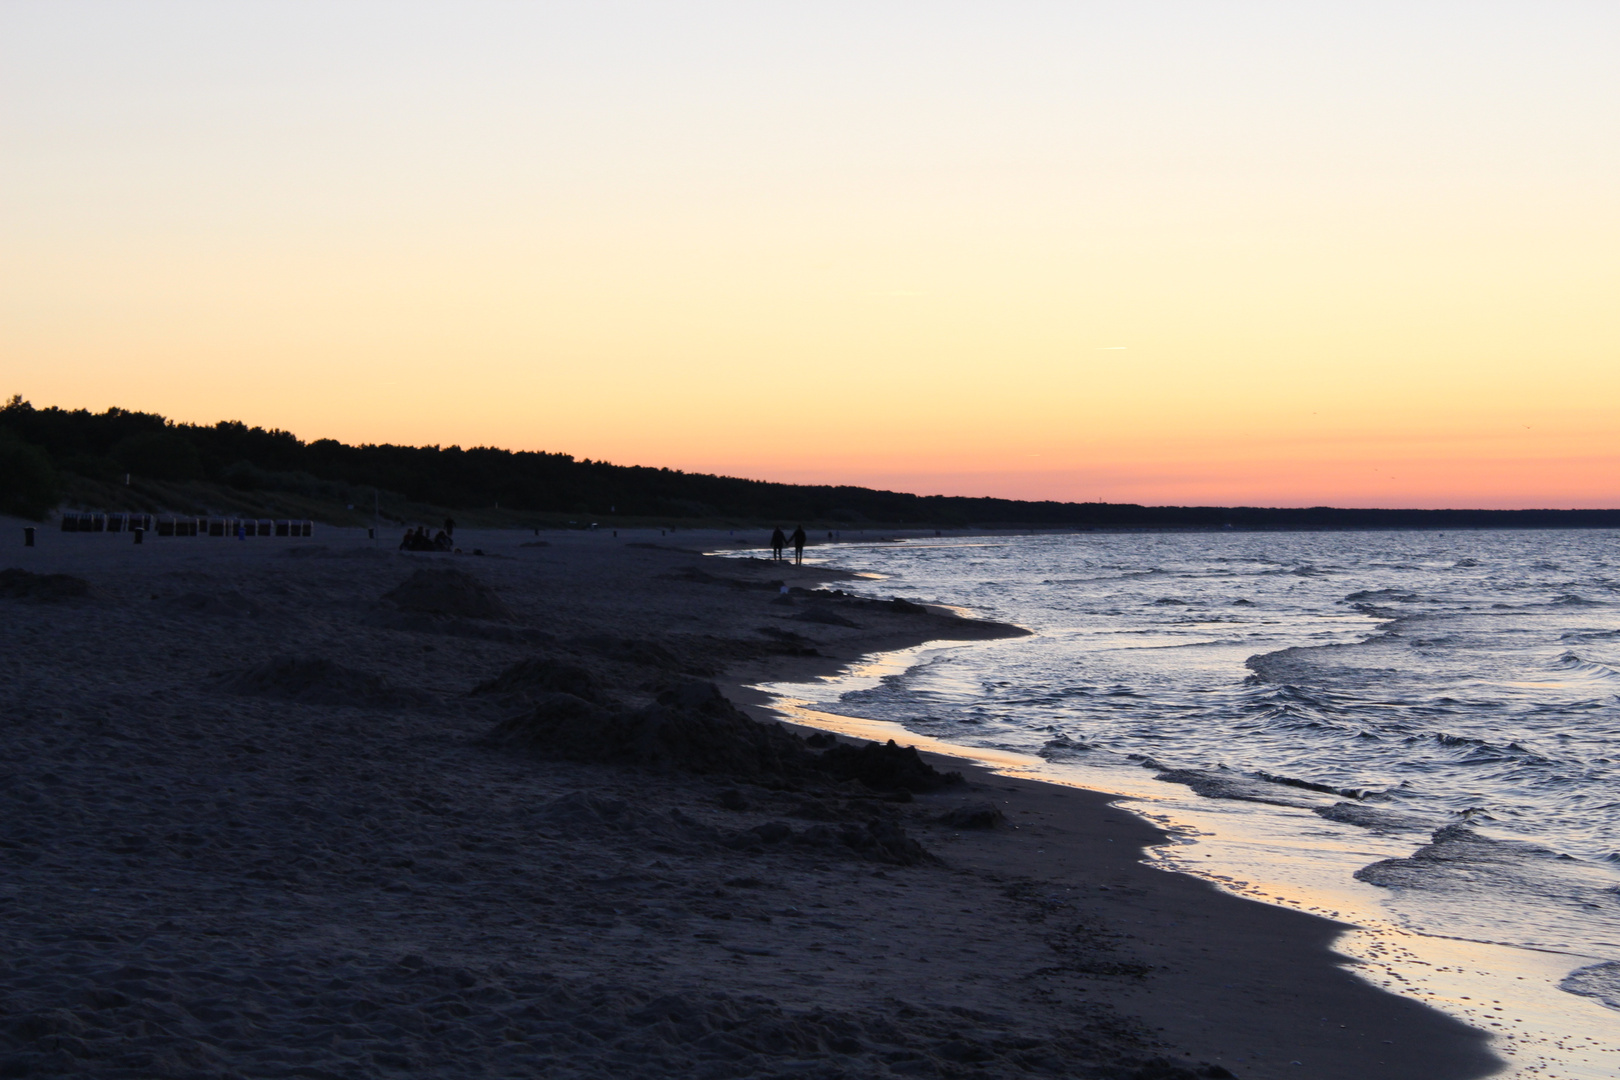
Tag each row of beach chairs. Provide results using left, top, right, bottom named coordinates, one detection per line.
left=61, top=514, right=313, bottom=538
left=59, top=513, right=155, bottom=533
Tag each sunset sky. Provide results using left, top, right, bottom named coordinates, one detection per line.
left=4, top=2, right=1617, bottom=508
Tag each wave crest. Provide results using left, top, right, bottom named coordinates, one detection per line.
left=1554, top=651, right=1620, bottom=679
left=1561, top=962, right=1620, bottom=1012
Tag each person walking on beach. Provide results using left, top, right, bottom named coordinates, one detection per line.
left=770, top=527, right=786, bottom=561
left=790, top=524, right=807, bottom=566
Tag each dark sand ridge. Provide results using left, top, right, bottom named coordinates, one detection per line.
left=0, top=523, right=1499, bottom=1079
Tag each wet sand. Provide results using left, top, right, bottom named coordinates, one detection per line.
left=0, top=522, right=1499, bottom=1079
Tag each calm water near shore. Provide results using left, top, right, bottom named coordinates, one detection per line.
left=734, top=530, right=1620, bottom=1078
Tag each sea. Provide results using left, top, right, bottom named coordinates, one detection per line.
left=727, top=530, right=1620, bottom=1078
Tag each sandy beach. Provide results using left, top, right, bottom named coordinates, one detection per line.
left=0, top=522, right=1501, bottom=1079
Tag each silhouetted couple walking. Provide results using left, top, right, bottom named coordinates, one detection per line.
left=770, top=525, right=807, bottom=565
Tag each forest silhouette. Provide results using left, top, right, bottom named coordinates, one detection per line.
left=3, top=397, right=1616, bottom=529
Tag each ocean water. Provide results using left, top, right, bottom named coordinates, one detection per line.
left=732, top=530, right=1620, bottom=1076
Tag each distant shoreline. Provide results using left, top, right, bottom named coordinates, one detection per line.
left=4, top=398, right=1615, bottom=531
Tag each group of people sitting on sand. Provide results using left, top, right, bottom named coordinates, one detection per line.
left=770, top=525, right=807, bottom=565
left=400, top=518, right=456, bottom=553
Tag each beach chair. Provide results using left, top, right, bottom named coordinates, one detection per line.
left=258, top=520, right=272, bottom=537
left=157, top=519, right=176, bottom=537
left=60, top=515, right=77, bottom=532
left=209, top=519, right=225, bottom=537
left=275, top=520, right=290, bottom=537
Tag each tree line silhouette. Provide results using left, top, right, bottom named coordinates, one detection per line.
left=3, top=397, right=1617, bottom=529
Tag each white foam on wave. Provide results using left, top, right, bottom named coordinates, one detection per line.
left=1561, top=961, right=1620, bottom=1011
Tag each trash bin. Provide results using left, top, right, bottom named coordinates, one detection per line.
left=23, top=527, right=35, bottom=547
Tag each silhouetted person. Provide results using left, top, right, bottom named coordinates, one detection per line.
left=790, top=524, right=806, bottom=566
left=444, top=517, right=456, bottom=539
left=770, top=527, right=786, bottom=561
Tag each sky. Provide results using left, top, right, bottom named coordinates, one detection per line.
left=3, top=2, right=1617, bottom=508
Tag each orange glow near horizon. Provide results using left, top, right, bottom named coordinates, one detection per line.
left=4, top=3, right=1618, bottom=510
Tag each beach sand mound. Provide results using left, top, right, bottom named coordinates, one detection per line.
left=570, top=634, right=695, bottom=672
left=490, top=683, right=965, bottom=799
left=729, top=815, right=934, bottom=866
left=472, top=656, right=602, bottom=703
left=219, top=655, right=429, bottom=708
left=793, top=606, right=862, bottom=628
left=937, top=799, right=1007, bottom=829
left=0, top=568, right=91, bottom=601
left=384, top=567, right=515, bottom=621
left=489, top=682, right=815, bottom=780
left=523, top=791, right=929, bottom=866
left=487, top=691, right=617, bottom=756
left=817, top=739, right=965, bottom=793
